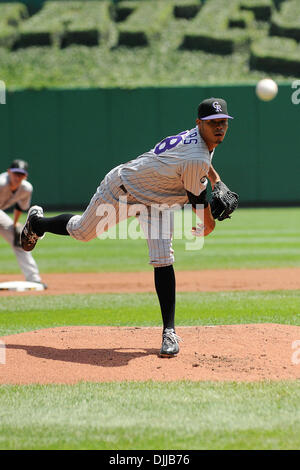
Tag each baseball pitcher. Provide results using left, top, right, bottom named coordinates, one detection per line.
left=21, top=98, right=238, bottom=356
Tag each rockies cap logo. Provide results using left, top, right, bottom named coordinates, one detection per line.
left=213, top=101, right=222, bottom=113
left=197, top=97, right=234, bottom=120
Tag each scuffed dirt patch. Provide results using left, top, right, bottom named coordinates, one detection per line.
left=0, top=267, right=300, bottom=296
left=1, top=324, right=300, bottom=384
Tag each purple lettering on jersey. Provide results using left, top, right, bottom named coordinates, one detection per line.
left=184, top=131, right=198, bottom=144
left=153, top=130, right=197, bottom=155
left=154, top=135, right=183, bottom=155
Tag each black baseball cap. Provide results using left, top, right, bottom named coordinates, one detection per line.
left=198, top=98, right=233, bottom=120
left=9, top=159, right=28, bottom=175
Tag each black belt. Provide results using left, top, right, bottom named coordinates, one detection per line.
left=120, top=184, right=128, bottom=194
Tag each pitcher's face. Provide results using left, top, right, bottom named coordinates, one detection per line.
left=197, top=118, right=229, bottom=149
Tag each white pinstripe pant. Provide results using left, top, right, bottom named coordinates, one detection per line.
left=0, top=210, right=41, bottom=282
left=67, top=168, right=174, bottom=267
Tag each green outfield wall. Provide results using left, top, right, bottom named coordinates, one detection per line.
left=0, top=84, right=299, bottom=208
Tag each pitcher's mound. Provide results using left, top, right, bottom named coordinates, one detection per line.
left=1, top=324, right=300, bottom=384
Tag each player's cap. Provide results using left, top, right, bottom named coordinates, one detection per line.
left=198, top=98, right=233, bottom=120
left=9, top=159, right=28, bottom=175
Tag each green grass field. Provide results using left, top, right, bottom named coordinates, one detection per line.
left=1, top=208, right=300, bottom=273
left=0, top=207, right=300, bottom=450
left=1, top=290, right=300, bottom=337
left=1, top=382, right=300, bottom=450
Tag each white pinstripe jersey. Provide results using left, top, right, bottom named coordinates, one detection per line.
left=118, top=126, right=214, bottom=206
left=0, top=172, right=32, bottom=211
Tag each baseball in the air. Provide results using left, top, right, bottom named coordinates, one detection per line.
left=256, top=78, right=278, bottom=101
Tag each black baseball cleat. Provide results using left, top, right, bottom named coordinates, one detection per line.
left=159, top=328, right=182, bottom=358
left=21, top=205, right=44, bottom=252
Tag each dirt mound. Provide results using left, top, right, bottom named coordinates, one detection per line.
left=1, top=324, right=300, bottom=384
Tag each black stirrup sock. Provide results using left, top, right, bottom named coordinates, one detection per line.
left=31, top=214, right=74, bottom=237
left=154, top=265, right=176, bottom=331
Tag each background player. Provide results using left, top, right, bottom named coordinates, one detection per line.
left=0, top=159, right=46, bottom=288
left=21, top=98, right=238, bottom=356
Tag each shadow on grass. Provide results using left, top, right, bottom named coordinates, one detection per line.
left=6, top=344, right=159, bottom=367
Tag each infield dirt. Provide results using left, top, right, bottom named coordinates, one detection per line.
left=1, top=324, right=300, bottom=384
left=0, top=267, right=300, bottom=296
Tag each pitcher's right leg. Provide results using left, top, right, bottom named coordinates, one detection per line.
left=21, top=172, right=134, bottom=250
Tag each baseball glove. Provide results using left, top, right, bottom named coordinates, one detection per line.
left=210, top=181, right=239, bottom=221
left=13, top=224, right=23, bottom=247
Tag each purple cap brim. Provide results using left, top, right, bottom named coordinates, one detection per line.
left=10, top=168, right=28, bottom=175
left=200, top=114, right=233, bottom=120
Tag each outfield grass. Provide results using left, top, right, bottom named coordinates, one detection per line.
left=1, top=208, right=300, bottom=273
left=0, top=290, right=300, bottom=337
left=0, top=381, right=300, bottom=450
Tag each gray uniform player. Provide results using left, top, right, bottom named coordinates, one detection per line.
left=0, top=159, right=46, bottom=287
left=21, top=98, right=234, bottom=356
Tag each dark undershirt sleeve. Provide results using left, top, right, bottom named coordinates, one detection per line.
left=186, top=189, right=208, bottom=209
